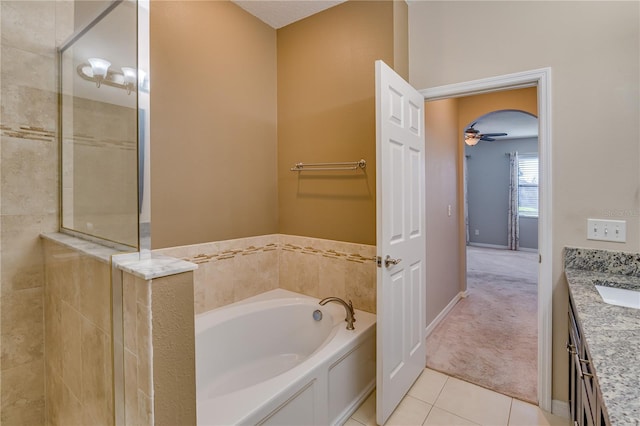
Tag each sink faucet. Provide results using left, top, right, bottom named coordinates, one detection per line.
left=319, top=297, right=356, bottom=330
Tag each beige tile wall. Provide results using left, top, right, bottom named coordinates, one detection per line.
left=158, top=234, right=377, bottom=315
left=122, top=273, right=154, bottom=426
left=42, top=239, right=113, bottom=425
left=121, top=271, right=196, bottom=426
left=155, top=235, right=279, bottom=315
left=279, top=235, right=377, bottom=314
left=1, top=1, right=74, bottom=423
left=150, top=272, right=196, bottom=426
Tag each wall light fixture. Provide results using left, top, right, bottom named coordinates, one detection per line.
left=87, top=57, right=111, bottom=87
left=78, top=57, right=149, bottom=94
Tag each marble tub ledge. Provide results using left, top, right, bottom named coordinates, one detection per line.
left=112, top=252, right=198, bottom=280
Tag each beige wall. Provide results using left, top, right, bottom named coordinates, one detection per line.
left=457, top=87, right=538, bottom=139
left=409, top=0, right=640, bottom=403
left=150, top=0, right=408, bottom=248
left=393, top=0, right=409, bottom=81
left=150, top=0, right=278, bottom=249
left=424, top=98, right=462, bottom=326
left=277, top=0, right=405, bottom=245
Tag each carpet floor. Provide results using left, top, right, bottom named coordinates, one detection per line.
left=425, top=246, right=538, bottom=404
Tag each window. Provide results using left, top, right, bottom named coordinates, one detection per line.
left=518, top=154, right=538, bottom=217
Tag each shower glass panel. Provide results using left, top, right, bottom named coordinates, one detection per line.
left=59, top=0, right=139, bottom=248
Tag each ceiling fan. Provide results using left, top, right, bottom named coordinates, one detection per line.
left=464, top=122, right=507, bottom=146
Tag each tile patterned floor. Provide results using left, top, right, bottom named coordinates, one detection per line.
left=347, top=368, right=570, bottom=426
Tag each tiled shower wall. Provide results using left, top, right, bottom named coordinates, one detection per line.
left=156, top=234, right=377, bottom=315
left=1, top=2, right=73, bottom=423
left=42, top=240, right=113, bottom=425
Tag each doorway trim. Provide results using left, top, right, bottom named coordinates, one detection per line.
left=418, top=68, right=553, bottom=412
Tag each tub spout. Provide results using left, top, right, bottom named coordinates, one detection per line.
left=319, top=297, right=356, bottom=330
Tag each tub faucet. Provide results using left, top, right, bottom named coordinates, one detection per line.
left=319, top=297, right=356, bottom=330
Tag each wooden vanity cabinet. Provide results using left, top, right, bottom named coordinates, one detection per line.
left=568, top=297, right=611, bottom=426
left=568, top=306, right=581, bottom=424
left=596, top=386, right=610, bottom=426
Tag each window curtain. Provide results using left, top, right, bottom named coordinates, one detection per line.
left=508, top=152, right=520, bottom=250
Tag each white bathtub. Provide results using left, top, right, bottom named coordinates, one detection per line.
left=195, top=289, right=376, bottom=426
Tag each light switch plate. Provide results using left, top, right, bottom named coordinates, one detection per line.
left=587, top=219, right=626, bottom=242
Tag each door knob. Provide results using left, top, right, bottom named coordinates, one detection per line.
left=384, top=255, right=402, bottom=268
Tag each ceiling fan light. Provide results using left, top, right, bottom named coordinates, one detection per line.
left=465, top=136, right=480, bottom=146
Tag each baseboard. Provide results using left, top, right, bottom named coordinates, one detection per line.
left=425, top=291, right=464, bottom=337
left=468, top=242, right=538, bottom=253
left=551, top=400, right=570, bottom=419
left=468, top=242, right=509, bottom=250
left=519, top=247, right=538, bottom=253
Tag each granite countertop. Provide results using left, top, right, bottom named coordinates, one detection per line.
left=564, top=248, right=640, bottom=425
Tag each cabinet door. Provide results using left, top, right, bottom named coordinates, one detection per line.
left=581, top=380, right=595, bottom=426
left=580, top=347, right=597, bottom=421
left=596, top=387, right=611, bottom=426
left=568, top=336, right=580, bottom=420
left=568, top=306, right=581, bottom=423
left=569, top=348, right=581, bottom=422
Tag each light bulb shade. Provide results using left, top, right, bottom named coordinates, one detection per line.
left=88, top=58, right=111, bottom=78
left=465, top=136, right=480, bottom=146
left=121, top=67, right=137, bottom=85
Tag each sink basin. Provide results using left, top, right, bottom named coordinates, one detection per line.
left=595, top=285, right=640, bottom=309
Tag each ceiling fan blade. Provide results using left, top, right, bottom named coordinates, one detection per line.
left=465, top=122, right=478, bottom=133
left=481, top=132, right=507, bottom=137
left=480, top=136, right=496, bottom=142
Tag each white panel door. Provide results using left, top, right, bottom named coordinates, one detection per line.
left=375, top=60, right=426, bottom=425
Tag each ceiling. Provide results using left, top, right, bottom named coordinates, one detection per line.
left=231, top=0, right=346, bottom=29
left=467, top=110, right=538, bottom=140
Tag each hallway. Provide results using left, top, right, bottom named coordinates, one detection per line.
left=425, top=247, right=538, bottom=403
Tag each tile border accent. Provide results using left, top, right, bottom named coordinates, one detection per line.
left=176, top=235, right=376, bottom=265
left=188, top=243, right=279, bottom=264
left=1, top=124, right=56, bottom=142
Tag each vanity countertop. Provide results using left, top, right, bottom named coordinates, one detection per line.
left=565, top=261, right=640, bottom=424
